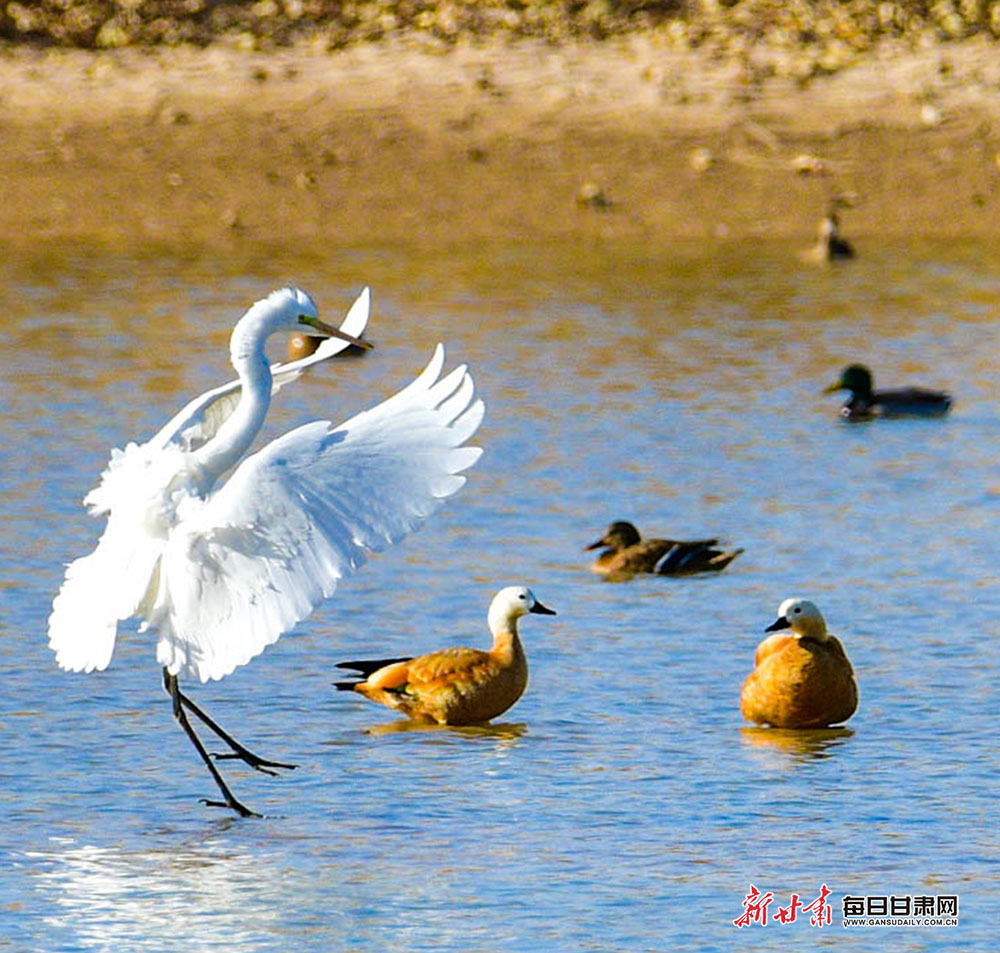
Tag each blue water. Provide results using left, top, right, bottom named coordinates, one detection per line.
left=1, top=239, right=998, bottom=950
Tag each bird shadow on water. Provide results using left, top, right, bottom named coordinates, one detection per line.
left=738, top=726, right=855, bottom=761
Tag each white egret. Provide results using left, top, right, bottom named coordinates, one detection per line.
left=48, top=287, right=485, bottom=816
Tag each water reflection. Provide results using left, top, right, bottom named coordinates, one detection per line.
left=361, top=720, right=527, bottom=742
left=739, top=726, right=855, bottom=761
left=27, top=836, right=277, bottom=951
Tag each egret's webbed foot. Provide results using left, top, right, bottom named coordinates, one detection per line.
left=212, top=750, right=296, bottom=775
left=200, top=797, right=261, bottom=818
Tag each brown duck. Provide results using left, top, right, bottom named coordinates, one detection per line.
left=334, top=586, right=555, bottom=725
left=800, top=209, right=855, bottom=263
left=741, top=598, right=858, bottom=729
left=586, top=521, right=742, bottom=577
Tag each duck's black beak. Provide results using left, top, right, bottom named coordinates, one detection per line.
left=530, top=601, right=557, bottom=616
left=585, top=536, right=607, bottom=551
left=765, top=616, right=792, bottom=632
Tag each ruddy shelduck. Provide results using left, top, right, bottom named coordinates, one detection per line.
left=586, top=520, right=742, bottom=578
left=334, top=586, right=555, bottom=725
left=740, top=598, right=858, bottom=729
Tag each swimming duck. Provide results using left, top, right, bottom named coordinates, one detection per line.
left=334, top=586, right=555, bottom=725
left=824, top=364, right=952, bottom=421
left=800, top=210, right=855, bottom=263
left=586, top=521, right=742, bottom=577
left=740, top=598, right=858, bottom=729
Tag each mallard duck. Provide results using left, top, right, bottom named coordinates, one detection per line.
left=824, top=364, right=952, bottom=421
left=586, top=521, right=742, bottom=577
left=800, top=210, right=855, bottom=263
left=740, top=598, right=858, bottom=729
left=334, top=586, right=555, bottom=725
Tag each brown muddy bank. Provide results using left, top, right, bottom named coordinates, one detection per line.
left=2, top=33, right=1000, bottom=252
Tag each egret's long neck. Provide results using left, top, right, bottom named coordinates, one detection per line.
left=191, top=314, right=274, bottom=486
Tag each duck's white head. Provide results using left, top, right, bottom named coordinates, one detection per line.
left=765, top=598, right=828, bottom=641
left=488, top=586, right=556, bottom=633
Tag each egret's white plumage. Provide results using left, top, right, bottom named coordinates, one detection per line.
left=49, top=286, right=484, bottom=686
left=147, top=285, right=372, bottom=458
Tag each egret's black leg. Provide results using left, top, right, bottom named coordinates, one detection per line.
left=163, top=668, right=259, bottom=818
left=171, top=680, right=296, bottom=775
left=177, top=692, right=295, bottom=774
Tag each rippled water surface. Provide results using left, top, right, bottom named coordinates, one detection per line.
left=1, top=238, right=998, bottom=950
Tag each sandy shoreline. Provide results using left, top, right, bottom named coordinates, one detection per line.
left=3, top=36, right=1000, bottom=249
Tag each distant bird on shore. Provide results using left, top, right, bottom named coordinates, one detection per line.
left=48, top=286, right=484, bottom=817
left=585, top=521, right=742, bottom=578
left=800, top=209, right=855, bottom=263
left=740, top=598, right=858, bottom=729
left=335, top=586, right=555, bottom=725
left=823, top=363, right=952, bottom=421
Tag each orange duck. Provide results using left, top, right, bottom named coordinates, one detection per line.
left=334, top=586, right=555, bottom=725
left=740, top=598, right=858, bottom=729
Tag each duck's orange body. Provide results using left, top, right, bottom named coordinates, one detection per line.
left=741, top=599, right=857, bottom=729
left=335, top=586, right=555, bottom=725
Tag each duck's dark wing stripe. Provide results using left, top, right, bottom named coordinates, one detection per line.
left=654, top=540, right=729, bottom=573
left=878, top=387, right=951, bottom=404
left=655, top=543, right=713, bottom=573
left=335, top=656, right=413, bottom=677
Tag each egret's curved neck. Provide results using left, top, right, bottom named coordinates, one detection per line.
left=191, top=313, right=275, bottom=486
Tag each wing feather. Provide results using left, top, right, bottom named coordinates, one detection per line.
left=49, top=486, right=170, bottom=672
left=153, top=345, right=484, bottom=682
left=48, top=543, right=133, bottom=673
left=408, top=647, right=492, bottom=685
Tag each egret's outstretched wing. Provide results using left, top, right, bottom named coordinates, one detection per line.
left=148, top=288, right=371, bottom=454
left=48, top=516, right=160, bottom=673
left=49, top=443, right=188, bottom=672
left=154, top=345, right=484, bottom=682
